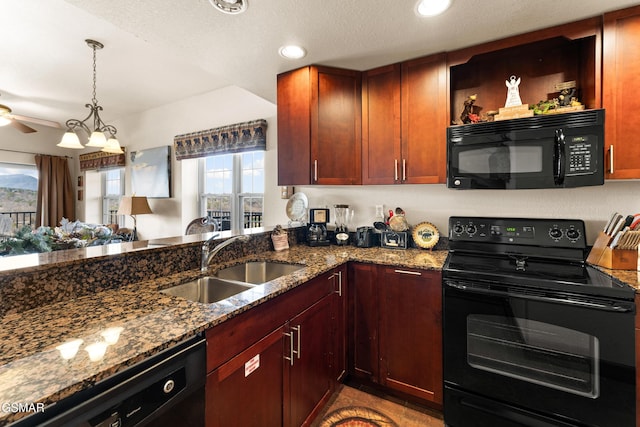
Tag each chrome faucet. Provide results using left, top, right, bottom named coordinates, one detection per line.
left=201, top=234, right=250, bottom=272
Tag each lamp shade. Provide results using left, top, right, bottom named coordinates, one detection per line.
left=117, top=196, right=153, bottom=216
left=57, top=131, right=85, bottom=149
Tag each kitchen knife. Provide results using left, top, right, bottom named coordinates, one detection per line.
left=604, top=212, right=619, bottom=234
left=605, top=213, right=622, bottom=235
left=623, top=215, right=635, bottom=227
left=609, top=216, right=626, bottom=237
left=609, top=230, right=625, bottom=249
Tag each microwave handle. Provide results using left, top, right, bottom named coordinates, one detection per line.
left=553, top=129, right=566, bottom=185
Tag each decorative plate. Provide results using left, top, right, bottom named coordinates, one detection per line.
left=286, top=192, right=308, bottom=223
left=412, top=222, right=439, bottom=249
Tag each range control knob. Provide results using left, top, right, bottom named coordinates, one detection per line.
left=163, top=379, right=175, bottom=394
left=549, top=227, right=563, bottom=240
left=452, top=224, right=464, bottom=235
left=466, top=225, right=477, bottom=236
left=566, top=228, right=581, bottom=241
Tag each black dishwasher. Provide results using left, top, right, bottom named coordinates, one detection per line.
left=11, top=335, right=206, bottom=427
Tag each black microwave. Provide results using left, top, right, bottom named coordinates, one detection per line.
left=446, top=109, right=605, bottom=189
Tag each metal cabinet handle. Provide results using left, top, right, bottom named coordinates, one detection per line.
left=394, top=269, right=422, bottom=276
left=284, top=330, right=295, bottom=365
left=292, top=325, right=301, bottom=359
left=331, top=271, right=343, bottom=296
left=314, top=160, right=318, bottom=182
left=402, top=159, right=406, bottom=181
left=394, top=159, right=398, bottom=181
left=609, top=145, right=614, bottom=174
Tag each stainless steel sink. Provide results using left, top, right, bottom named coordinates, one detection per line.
left=161, top=276, right=254, bottom=304
left=214, top=261, right=304, bottom=284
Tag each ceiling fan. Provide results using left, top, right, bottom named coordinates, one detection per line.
left=0, top=103, right=62, bottom=133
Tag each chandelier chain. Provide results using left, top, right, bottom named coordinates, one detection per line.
left=91, top=43, right=98, bottom=105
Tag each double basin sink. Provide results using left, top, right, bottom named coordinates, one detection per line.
left=161, top=261, right=304, bottom=304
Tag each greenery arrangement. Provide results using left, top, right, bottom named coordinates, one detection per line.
left=0, top=221, right=125, bottom=256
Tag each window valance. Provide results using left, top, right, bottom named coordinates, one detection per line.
left=79, top=149, right=126, bottom=171
left=173, top=119, right=267, bottom=160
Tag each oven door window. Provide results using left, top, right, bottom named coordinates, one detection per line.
left=467, top=314, right=599, bottom=398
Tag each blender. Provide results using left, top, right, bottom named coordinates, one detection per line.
left=334, top=204, right=354, bottom=245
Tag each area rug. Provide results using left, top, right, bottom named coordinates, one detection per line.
left=318, top=406, right=399, bottom=427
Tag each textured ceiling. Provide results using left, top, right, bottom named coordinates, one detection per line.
left=1, top=0, right=639, bottom=129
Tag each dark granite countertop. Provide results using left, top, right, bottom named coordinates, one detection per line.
left=0, top=244, right=447, bottom=424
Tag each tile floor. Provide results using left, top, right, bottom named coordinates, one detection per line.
left=312, top=384, right=444, bottom=427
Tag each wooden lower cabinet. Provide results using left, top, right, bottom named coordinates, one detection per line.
left=378, top=266, right=442, bottom=405
left=287, top=295, right=333, bottom=427
left=636, top=294, right=640, bottom=427
left=206, top=327, right=285, bottom=427
left=348, top=263, right=443, bottom=407
left=348, top=263, right=379, bottom=382
left=330, top=265, right=348, bottom=382
left=205, top=269, right=339, bottom=427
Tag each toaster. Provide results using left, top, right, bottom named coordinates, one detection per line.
left=356, top=226, right=380, bottom=248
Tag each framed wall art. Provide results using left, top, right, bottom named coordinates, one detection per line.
left=130, top=146, right=172, bottom=198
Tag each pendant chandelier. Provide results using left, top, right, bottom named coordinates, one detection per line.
left=57, top=39, right=123, bottom=154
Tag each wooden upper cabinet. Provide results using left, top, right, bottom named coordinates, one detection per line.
left=362, top=54, right=447, bottom=185
left=603, top=5, right=640, bottom=179
left=277, top=66, right=362, bottom=185
left=447, top=17, right=602, bottom=124
left=401, top=53, right=448, bottom=184
left=362, top=64, right=401, bottom=184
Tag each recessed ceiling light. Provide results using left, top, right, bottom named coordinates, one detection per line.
left=416, top=0, right=451, bottom=17
left=279, top=45, right=307, bottom=60
left=209, top=0, right=248, bottom=14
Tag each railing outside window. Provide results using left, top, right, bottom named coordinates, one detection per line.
left=0, top=211, right=36, bottom=230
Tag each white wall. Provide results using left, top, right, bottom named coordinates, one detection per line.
left=295, top=180, right=640, bottom=245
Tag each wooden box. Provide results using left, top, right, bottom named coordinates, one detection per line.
left=587, top=231, right=638, bottom=270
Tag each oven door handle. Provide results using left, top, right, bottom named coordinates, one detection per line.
left=446, top=281, right=634, bottom=313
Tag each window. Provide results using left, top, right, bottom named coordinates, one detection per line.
left=102, top=168, right=124, bottom=225
left=200, top=152, right=264, bottom=230
left=0, top=162, right=38, bottom=229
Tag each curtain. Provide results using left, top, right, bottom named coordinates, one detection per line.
left=35, top=155, right=74, bottom=227
left=174, top=119, right=267, bottom=160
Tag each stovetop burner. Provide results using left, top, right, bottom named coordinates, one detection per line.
left=444, top=216, right=635, bottom=300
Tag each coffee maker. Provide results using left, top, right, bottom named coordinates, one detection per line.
left=307, top=208, right=330, bottom=246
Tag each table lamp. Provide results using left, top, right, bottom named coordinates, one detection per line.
left=117, top=196, right=152, bottom=241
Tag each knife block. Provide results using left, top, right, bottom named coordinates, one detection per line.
left=587, top=231, right=638, bottom=270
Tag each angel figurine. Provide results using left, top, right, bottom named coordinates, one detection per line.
left=504, top=75, right=522, bottom=108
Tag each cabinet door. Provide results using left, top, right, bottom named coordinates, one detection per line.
left=277, top=66, right=362, bottom=185
left=348, top=263, right=379, bottom=382
left=287, top=295, right=333, bottom=427
left=603, top=5, right=640, bottom=179
left=362, top=64, right=401, bottom=184
left=401, top=53, right=448, bottom=184
left=330, top=265, right=347, bottom=382
left=378, top=267, right=443, bottom=405
left=206, top=327, right=285, bottom=427
left=277, top=67, right=312, bottom=185
left=312, top=66, right=362, bottom=185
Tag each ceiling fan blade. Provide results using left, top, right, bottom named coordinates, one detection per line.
left=10, top=114, right=62, bottom=129
left=9, top=119, right=37, bottom=133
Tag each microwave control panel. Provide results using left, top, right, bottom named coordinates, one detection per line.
left=567, top=136, right=596, bottom=175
